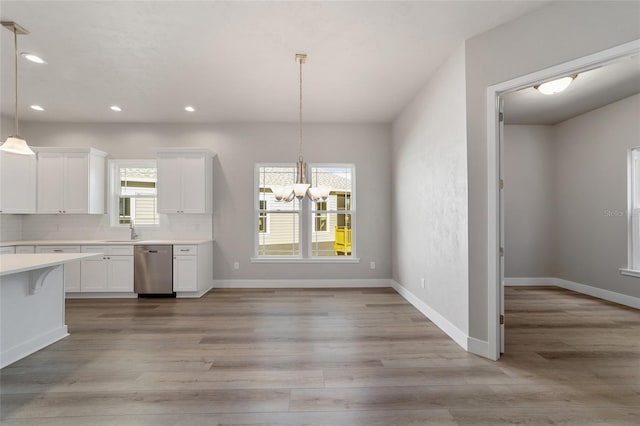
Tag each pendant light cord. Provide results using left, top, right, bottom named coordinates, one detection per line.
left=298, top=57, right=303, bottom=160
left=13, top=24, right=19, bottom=136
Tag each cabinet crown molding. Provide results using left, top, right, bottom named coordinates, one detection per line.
left=154, top=147, right=216, bottom=157
left=31, top=147, right=108, bottom=157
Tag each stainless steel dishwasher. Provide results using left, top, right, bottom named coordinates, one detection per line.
left=134, top=245, right=174, bottom=296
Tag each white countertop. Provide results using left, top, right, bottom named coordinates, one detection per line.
left=0, top=239, right=213, bottom=247
left=0, top=253, right=102, bottom=276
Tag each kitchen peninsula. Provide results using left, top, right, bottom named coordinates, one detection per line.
left=0, top=252, right=100, bottom=368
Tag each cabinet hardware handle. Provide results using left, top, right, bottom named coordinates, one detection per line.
left=53, top=249, right=63, bottom=252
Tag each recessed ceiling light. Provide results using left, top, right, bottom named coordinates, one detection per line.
left=185, top=106, right=195, bottom=112
left=535, top=75, right=577, bottom=95
left=21, top=53, right=46, bottom=64
left=30, top=105, right=45, bottom=111
left=110, top=105, right=122, bottom=112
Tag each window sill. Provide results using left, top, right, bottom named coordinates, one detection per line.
left=251, top=257, right=360, bottom=264
left=619, top=268, right=640, bottom=278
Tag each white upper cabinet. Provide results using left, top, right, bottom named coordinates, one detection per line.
left=156, top=148, right=213, bottom=214
left=0, top=151, right=36, bottom=214
left=34, top=147, right=107, bottom=214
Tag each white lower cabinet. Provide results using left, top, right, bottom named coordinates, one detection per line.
left=0, top=246, right=15, bottom=254
left=35, top=246, right=81, bottom=292
left=15, top=245, right=36, bottom=254
left=80, top=246, right=134, bottom=292
left=173, top=245, right=198, bottom=291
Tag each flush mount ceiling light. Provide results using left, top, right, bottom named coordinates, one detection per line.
left=535, top=74, right=578, bottom=95
left=184, top=106, right=195, bottom=112
left=21, top=52, right=45, bottom=64
left=0, top=21, right=35, bottom=156
left=272, top=53, right=330, bottom=202
left=110, top=105, right=122, bottom=112
left=30, top=105, right=45, bottom=111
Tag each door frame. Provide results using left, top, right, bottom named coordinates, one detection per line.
left=485, top=39, right=640, bottom=361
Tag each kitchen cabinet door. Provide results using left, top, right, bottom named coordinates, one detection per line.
left=64, top=261, right=82, bottom=292
left=36, top=152, right=65, bottom=213
left=173, top=255, right=197, bottom=291
left=108, top=256, right=134, bottom=292
left=80, top=257, right=109, bottom=292
left=181, top=156, right=208, bottom=213
left=35, top=148, right=106, bottom=214
left=0, top=151, right=36, bottom=214
left=156, top=156, right=182, bottom=213
left=156, top=149, right=212, bottom=214
left=62, top=153, right=90, bottom=214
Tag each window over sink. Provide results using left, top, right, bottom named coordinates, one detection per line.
left=109, top=160, right=159, bottom=227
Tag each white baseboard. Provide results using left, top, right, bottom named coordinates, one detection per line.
left=66, top=292, right=137, bottom=299
left=467, top=336, right=491, bottom=359
left=1, top=326, right=68, bottom=369
left=177, top=282, right=214, bottom=298
left=504, top=277, right=555, bottom=286
left=389, top=280, right=468, bottom=351
left=554, top=278, right=640, bottom=309
left=505, top=277, right=640, bottom=309
left=212, top=279, right=392, bottom=289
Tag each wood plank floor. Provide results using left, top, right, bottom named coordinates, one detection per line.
left=1, top=286, right=639, bottom=425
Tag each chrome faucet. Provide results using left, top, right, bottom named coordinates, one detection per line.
left=130, top=221, right=139, bottom=240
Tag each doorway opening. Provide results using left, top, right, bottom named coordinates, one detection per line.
left=486, top=39, right=640, bottom=360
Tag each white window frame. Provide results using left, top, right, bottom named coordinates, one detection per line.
left=252, top=163, right=359, bottom=263
left=309, top=163, right=356, bottom=258
left=621, top=147, right=640, bottom=278
left=254, top=163, right=302, bottom=258
left=109, top=160, right=159, bottom=228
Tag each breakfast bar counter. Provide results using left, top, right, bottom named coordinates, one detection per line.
left=0, top=253, right=100, bottom=368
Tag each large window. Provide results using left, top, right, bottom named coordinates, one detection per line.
left=256, top=166, right=300, bottom=256
left=310, top=166, right=354, bottom=257
left=629, top=148, right=640, bottom=270
left=255, top=164, right=355, bottom=259
left=110, top=160, right=159, bottom=227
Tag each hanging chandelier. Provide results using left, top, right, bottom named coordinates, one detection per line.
left=0, top=21, right=35, bottom=156
left=273, top=54, right=329, bottom=202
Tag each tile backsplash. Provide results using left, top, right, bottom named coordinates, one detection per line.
left=0, top=215, right=23, bottom=241
left=7, top=213, right=213, bottom=242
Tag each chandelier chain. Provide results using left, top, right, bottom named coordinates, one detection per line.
left=13, top=24, right=19, bottom=136
left=298, top=57, right=303, bottom=159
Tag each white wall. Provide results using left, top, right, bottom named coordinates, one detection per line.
left=465, top=1, right=640, bottom=341
left=504, top=125, right=555, bottom=278
left=392, top=44, right=469, bottom=335
left=19, top=121, right=392, bottom=281
left=554, top=94, right=640, bottom=298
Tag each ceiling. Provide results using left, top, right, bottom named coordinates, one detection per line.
left=503, top=55, right=640, bottom=125
left=0, top=1, right=548, bottom=124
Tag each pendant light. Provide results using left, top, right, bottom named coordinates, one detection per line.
left=0, top=21, right=35, bottom=156
left=273, top=53, right=330, bottom=202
